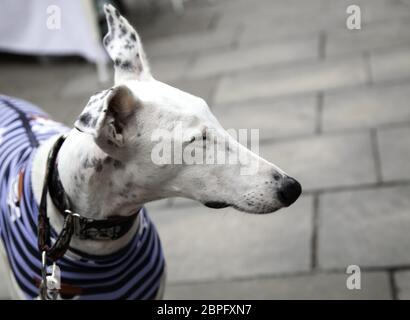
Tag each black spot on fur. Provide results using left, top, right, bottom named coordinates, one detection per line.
left=78, top=112, right=92, bottom=126
left=103, top=156, right=113, bottom=164
left=108, top=14, right=114, bottom=26
left=113, top=160, right=124, bottom=169
left=123, top=40, right=135, bottom=50
left=130, top=32, right=137, bottom=42
left=121, top=60, right=133, bottom=70
left=82, top=158, right=90, bottom=169
left=120, top=25, right=127, bottom=37
left=114, top=9, right=120, bottom=18
left=103, top=35, right=111, bottom=46
left=118, top=191, right=128, bottom=198
left=82, top=157, right=103, bottom=170
left=95, top=161, right=103, bottom=172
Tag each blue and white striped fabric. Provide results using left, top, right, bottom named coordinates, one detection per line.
left=0, top=95, right=165, bottom=299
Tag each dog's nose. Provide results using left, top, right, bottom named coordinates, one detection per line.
left=278, top=176, right=302, bottom=207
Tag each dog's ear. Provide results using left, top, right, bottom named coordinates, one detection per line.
left=74, top=85, right=138, bottom=147
left=103, top=4, right=151, bottom=84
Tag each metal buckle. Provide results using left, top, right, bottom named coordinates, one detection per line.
left=39, top=251, right=60, bottom=300
left=65, top=210, right=82, bottom=237
left=65, top=209, right=118, bottom=240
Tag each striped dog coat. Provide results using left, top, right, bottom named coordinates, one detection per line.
left=0, top=95, right=165, bottom=299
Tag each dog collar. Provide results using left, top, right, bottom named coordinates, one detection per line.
left=38, top=134, right=138, bottom=262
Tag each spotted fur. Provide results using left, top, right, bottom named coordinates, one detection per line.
left=103, top=4, right=151, bottom=83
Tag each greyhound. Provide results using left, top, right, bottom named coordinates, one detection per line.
left=0, top=5, right=301, bottom=299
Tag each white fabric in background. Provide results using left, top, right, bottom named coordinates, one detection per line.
left=0, top=0, right=108, bottom=63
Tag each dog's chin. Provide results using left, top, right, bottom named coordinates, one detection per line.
left=203, top=201, right=283, bottom=214
left=232, top=203, right=283, bottom=214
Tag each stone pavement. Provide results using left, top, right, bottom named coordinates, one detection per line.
left=1, top=0, right=410, bottom=299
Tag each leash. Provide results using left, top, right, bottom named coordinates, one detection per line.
left=37, top=133, right=138, bottom=299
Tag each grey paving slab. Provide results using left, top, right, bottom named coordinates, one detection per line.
left=40, top=95, right=90, bottom=126
left=214, top=56, right=368, bottom=104
left=61, top=70, right=108, bottom=99
left=326, top=20, right=410, bottom=57
left=149, top=196, right=313, bottom=283
left=0, top=61, right=102, bottom=127
left=144, top=199, right=173, bottom=211
left=259, top=132, right=376, bottom=191
left=395, top=270, right=410, bottom=300
left=378, top=126, right=410, bottom=182
left=216, top=0, right=327, bottom=29
left=238, top=22, right=319, bottom=47
left=144, top=29, right=238, bottom=59
left=213, top=95, right=317, bottom=140
left=322, top=83, right=410, bottom=131
left=213, top=0, right=326, bottom=14
left=171, top=197, right=202, bottom=209
left=150, top=55, right=193, bottom=82
left=237, top=1, right=410, bottom=47
left=190, top=37, right=319, bottom=78
left=137, top=9, right=217, bottom=39
left=0, top=260, right=10, bottom=299
left=237, top=11, right=342, bottom=46
left=318, top=185, right=410, bottom=270
left=0, top=63, right=79, bottom=102
left=370, top=46, right=410, bottom=83
left=165, top=271, right=391, bottom=300
left=145, top=197, right=201, bottom=211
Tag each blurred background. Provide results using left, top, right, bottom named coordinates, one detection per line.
left=1, top=0, right=410, bottom=299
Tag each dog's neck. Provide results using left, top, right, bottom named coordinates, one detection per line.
left=57, top=130, right=144, bottom=220
left=31, top=129, right=143, bottom=255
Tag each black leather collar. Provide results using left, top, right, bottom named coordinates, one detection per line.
left=49, top=155, right=138, bottom=240
left=38, top=134, right=138, bottom=262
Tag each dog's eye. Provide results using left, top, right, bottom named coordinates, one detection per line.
left=188, top=134, right=206, bottom=143
left=187, top=132, right=207, bottom=144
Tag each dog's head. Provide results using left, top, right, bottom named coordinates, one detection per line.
left=74, top=4, right=301, bottom=214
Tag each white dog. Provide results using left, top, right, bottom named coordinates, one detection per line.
left=0, top=5, right=301, bottom=300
